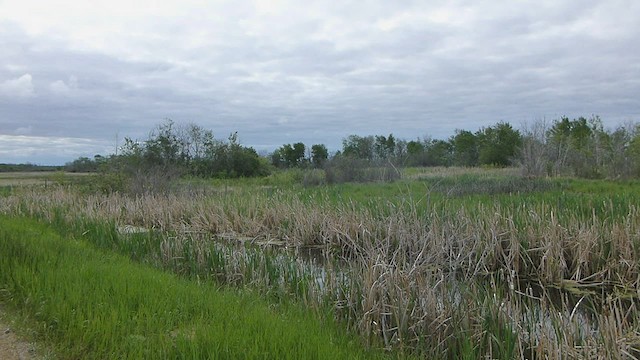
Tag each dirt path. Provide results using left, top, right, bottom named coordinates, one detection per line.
left=0, top=307, right=36, bottom=360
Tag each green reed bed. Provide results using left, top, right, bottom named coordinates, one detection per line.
left=0, top=216, right=386, bottom=359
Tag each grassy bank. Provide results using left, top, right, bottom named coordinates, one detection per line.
left=0, top=216, right=385, bottom=359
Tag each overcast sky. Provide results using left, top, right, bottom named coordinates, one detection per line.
left=1, top=0, right=639, bottom=165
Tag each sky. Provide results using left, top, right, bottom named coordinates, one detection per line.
left=1, top=0, right=639, bottom=165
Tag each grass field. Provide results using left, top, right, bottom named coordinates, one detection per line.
left=1, top=168, right=640, bottom=358
left=0, top=171, right=92, bottom=187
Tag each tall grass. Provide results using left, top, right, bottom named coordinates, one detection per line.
left=0, top=216, right=385, bottom=359
left=2, top=172, right=640, bottom=357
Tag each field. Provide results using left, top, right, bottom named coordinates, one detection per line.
left=1, top=168, right=640, bottom=358
left=0, top=171, right=91, bottom=187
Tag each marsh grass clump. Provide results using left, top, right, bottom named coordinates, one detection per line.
left=419, top=174, right=563, bottom=196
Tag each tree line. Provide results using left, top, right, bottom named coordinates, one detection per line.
left=268, top=116, right=640, bottom=179
left=270, top=122, right=523, bottom=169
left=520, top=116, right=640, bottom=178
left=65, top=116, right=640, bottom=186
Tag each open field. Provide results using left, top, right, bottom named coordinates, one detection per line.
left=1, top=167, right=640, bottom=358
left=0, top=172, right=93, bottom=187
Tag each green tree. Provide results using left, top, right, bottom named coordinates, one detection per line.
left=290, top=142, right=306, bottom=167
left=143, top=119, right=187, bottom=169
left=425, top=139, right=453, bottom=166
left=476, top=122, right=522, bottom=166
left=406, top=140, right=424, bottom=156
left=626, top=124, right=640, bottom=177
left=451, top=130, right=478, bottom=166
left=547, top=116, right=598, bottom=177
left=342, top=135, right=374, bottom=160
left=272, top=142, right=307, bottom=168
left=374, top=134, right=396, bottom=159
left=65, top=156, right=99, bottom=172
left=311, top=144, right=329, bottom=168
left=270, top=148, right=286, bottom=168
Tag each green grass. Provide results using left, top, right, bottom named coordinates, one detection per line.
left=0, top=216, right=389, bottom=359
left=175, top=171, right=640, bottom=234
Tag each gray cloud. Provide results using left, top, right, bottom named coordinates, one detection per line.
left=0, top=1, right=639, bottom=164
left=0, top=73, right=35, bottom=98
left=0, top=134, right=113, bottom=165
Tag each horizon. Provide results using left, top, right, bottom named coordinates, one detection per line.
left=0, top=115, right=627, bottom=167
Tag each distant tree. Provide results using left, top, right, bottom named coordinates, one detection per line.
left=272, top=142, right=307, bottom=168
left=311, top=144, right=329, bottom=168
left=603, top=124, right=635, bottom=178
left=65, top=156, right=99, bottom=172
left=290, top=142, right=306, bottom=167
left=270, top=148, right=286, bottom=168
left=546, top=116, right=600, bottom=177
left=212, top=132, right=270, bottom=177
left=516, top=116, right=640, bottom=179
left=628, top=124, right=640, bottom=177
left=184, top=123, right=216, bottom=160
left=518, top=120, right=549, bottom=177
left=405, top=139, right=426, bottom=166
left=451, top=130, right=478, bottom=166
left=425, top=139, right=453, bottom=166
left=476, top=122, right=522, bottom=166
left=342, top=135, right=375, bottom=160
left=374, top=134, right=396, bottom=159
left=143, top=119, right=187, bottom=169
left=112, top=122, right=270, bottom=184
left=406, top=140, right=424, bottom=156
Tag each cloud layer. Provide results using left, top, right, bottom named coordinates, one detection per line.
left=1, top=0, right=639, bottom=164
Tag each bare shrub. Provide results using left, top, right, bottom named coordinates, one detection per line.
left=301, top=169, right=326, bottom=187
left=518, top=120, right=549, bottom=177
left=324, top=156, right=400, bottom=184
left=127, top=166, right=183, bottom=195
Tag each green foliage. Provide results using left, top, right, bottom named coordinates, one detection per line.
left=548, top=116, right=593, bottom=151
left=64, top=155, right=105, bottom=172
left=374, top=134, right=396, bottom=159
left=0, top=163, right=62, bottom=172
left=451, top=130, right=479, bottom=166
left=271, top=142, right=307, bottom=168
left=406, top=140, right=424, bottom=156
left=405, top=139, right=453, bottom=167
left=476, top=122, right=522, bottom=166
left=342, top=135, right=375, bottom=160
left=67, top=121, right=272, bottom=193
left=628, top=125, right=640, bottom=177
left=518, top=115, right=640, bottom=179
left=56, top=116, right=640, bottom=188
left=342, top=134, right=401, bottom=162
left=311, top=144, right=329, bottom=168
